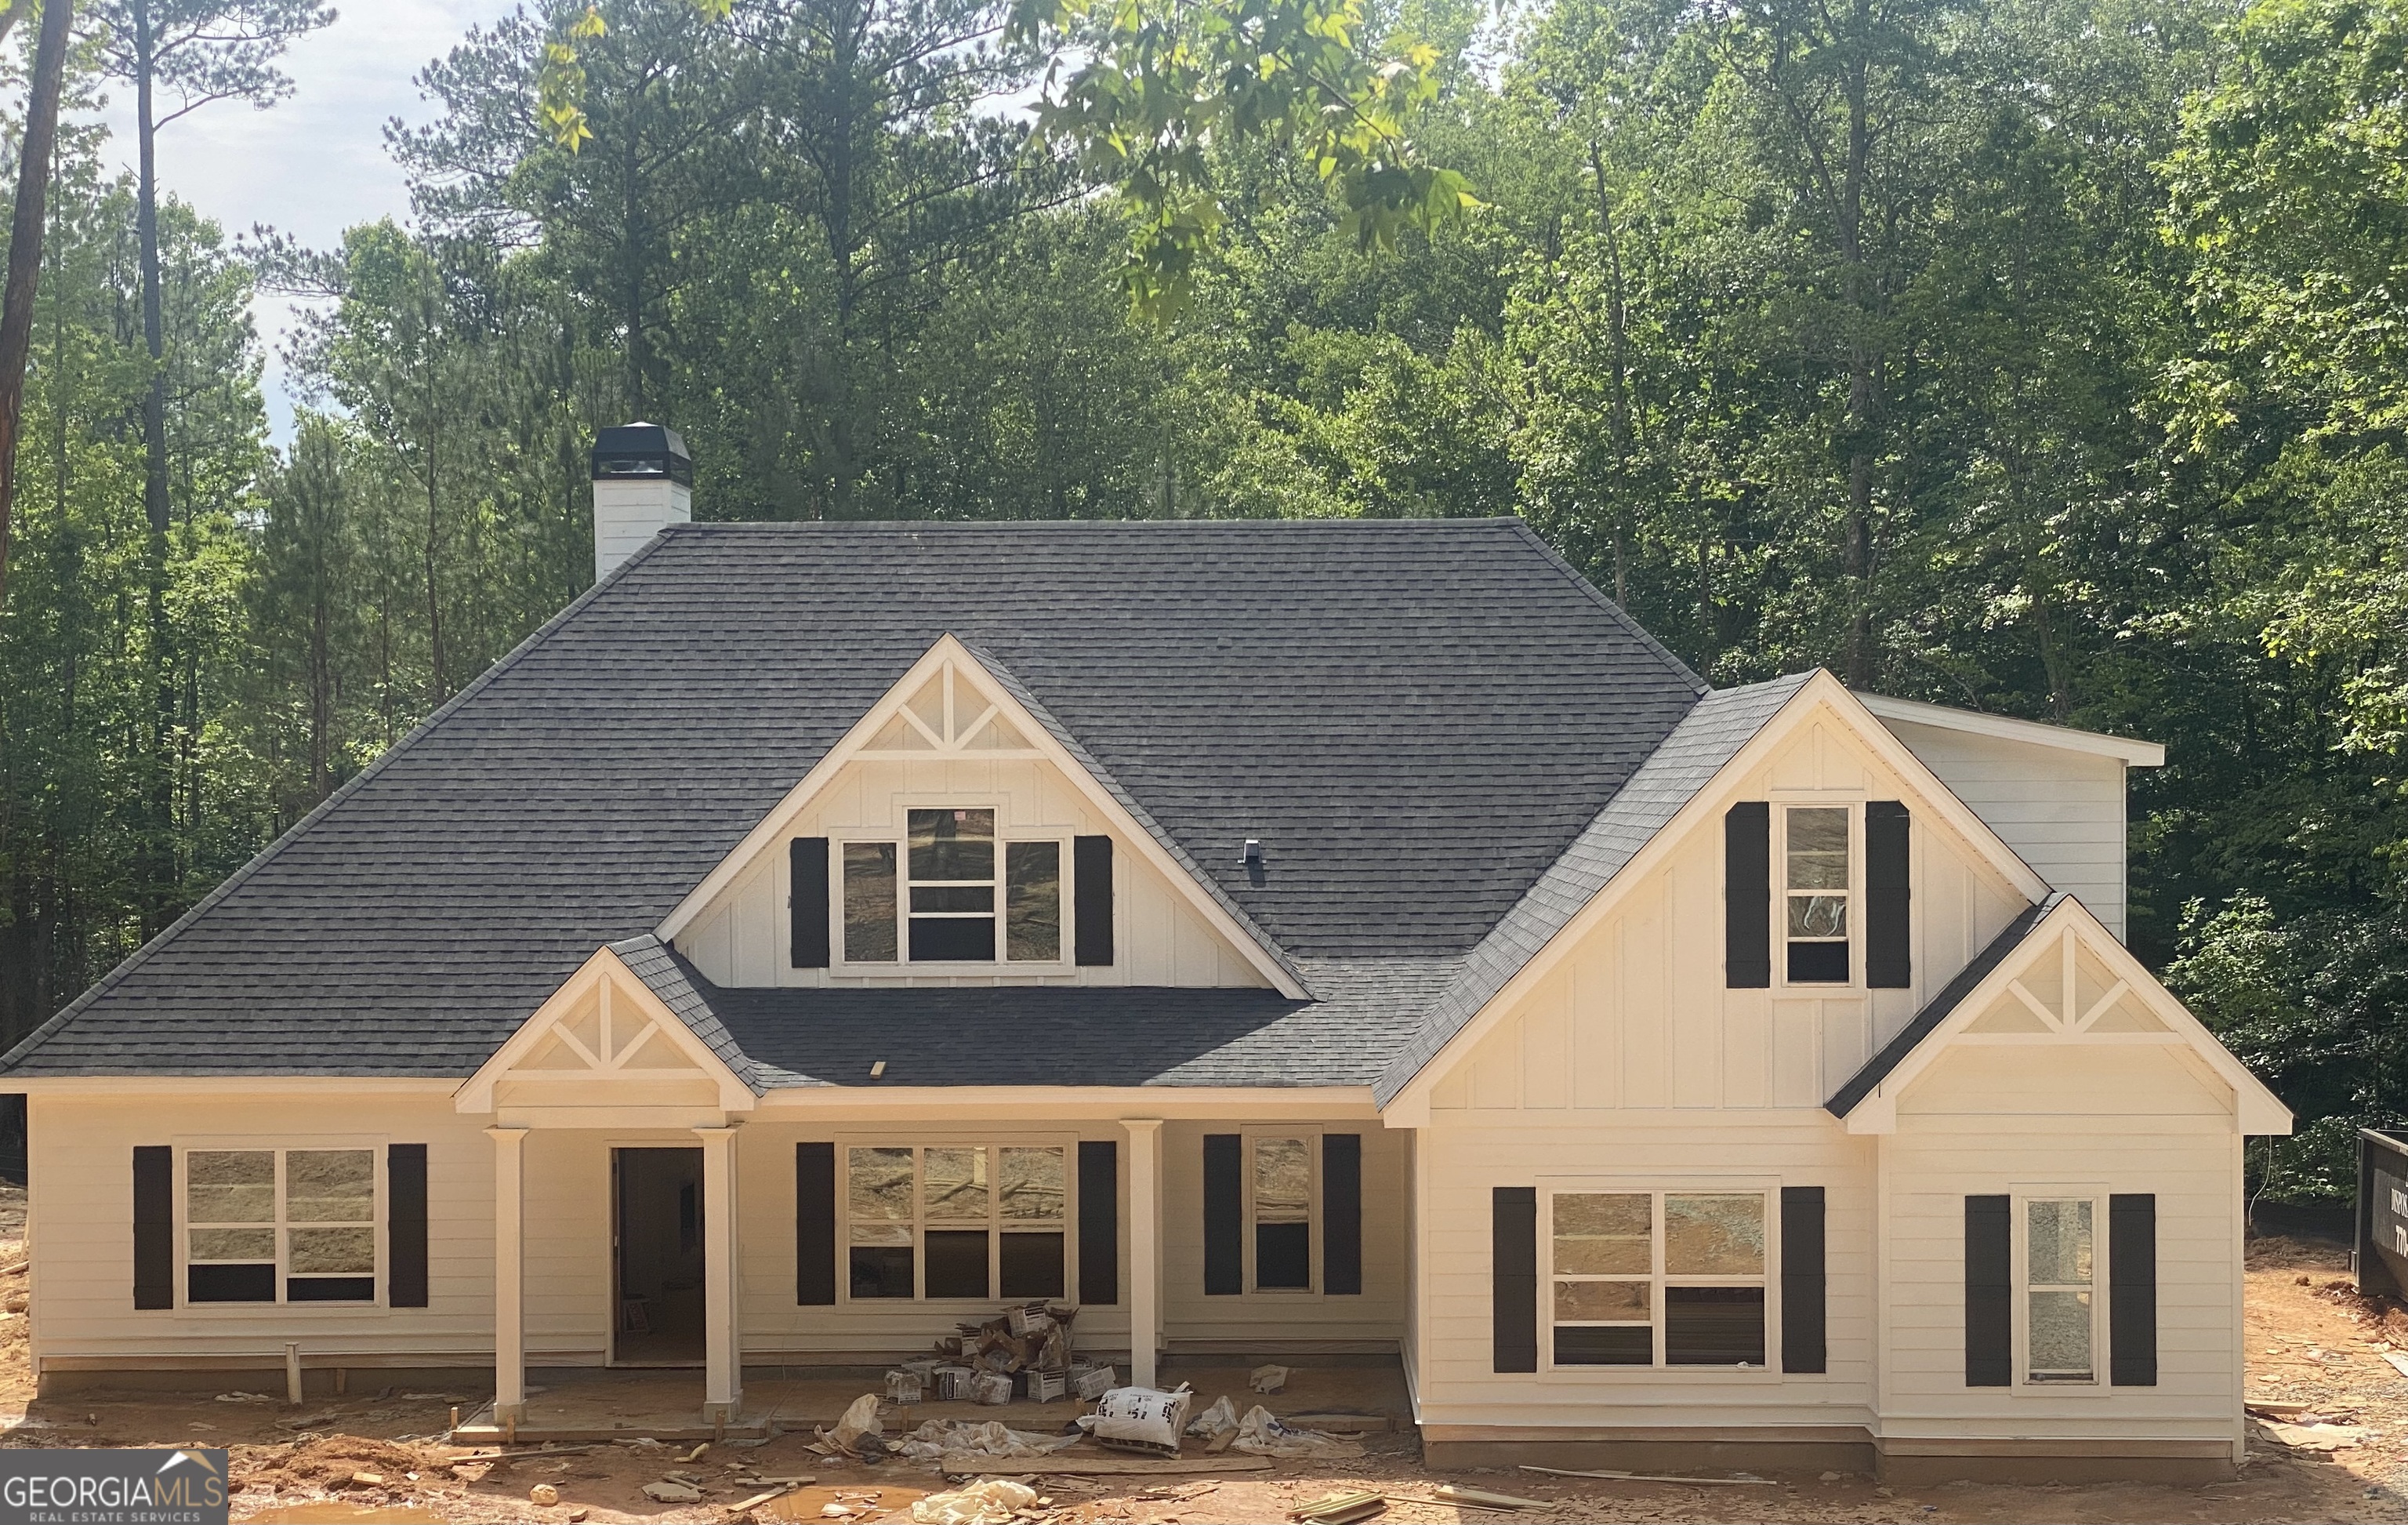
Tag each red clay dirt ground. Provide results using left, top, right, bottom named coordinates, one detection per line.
left=0, top=1204, right=2397, bottom=1524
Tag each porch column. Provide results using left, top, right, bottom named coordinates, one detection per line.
left=489, top=1126, right=529, bottom=1425
left=694, top=1125, right=743, bottom=1421
left=1123, top=1119, right=1163, bottom=1389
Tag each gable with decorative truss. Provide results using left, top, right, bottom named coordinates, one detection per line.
left=658, top=635, right=1301, bottom=995
left=456, top=944, right=756, bottom=1116
left=1833, top=896, right=2290, bottom=1135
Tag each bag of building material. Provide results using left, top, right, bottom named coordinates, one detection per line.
left=1231, top=1405, right=1360, bottom=1458
left=1083, top=1385, right=1194, bottom=1456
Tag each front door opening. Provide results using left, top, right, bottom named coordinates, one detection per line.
left=614, top=1147, right=705, bottom=1365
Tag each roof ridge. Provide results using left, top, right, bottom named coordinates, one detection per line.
left=0, top=530, right=684, bottom=1074
left=1503, top=521, right=1709, bottom=697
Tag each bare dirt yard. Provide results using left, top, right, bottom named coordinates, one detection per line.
left=0, top=1193, right=2396, bottom=1525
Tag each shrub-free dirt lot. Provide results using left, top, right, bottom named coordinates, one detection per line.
left=0, top=1203, right=2396, bottom=1524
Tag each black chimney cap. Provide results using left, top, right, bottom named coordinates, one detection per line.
left=591, top=422, right=692, bottom=485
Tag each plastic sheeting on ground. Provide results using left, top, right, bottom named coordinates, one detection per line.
left=894, top=1418, right=1083, bottom=1461
left=909, top=1477, right=1042, bottom=1523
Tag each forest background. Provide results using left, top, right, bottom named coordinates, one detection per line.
left=0, top=0, right=2399, bottom=1198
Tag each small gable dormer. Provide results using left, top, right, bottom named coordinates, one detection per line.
left=658, top=637, right=1300, bottom=993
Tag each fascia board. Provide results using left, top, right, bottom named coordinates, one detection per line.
left=455, top=946, right=756, bottom=1114
left=1859, top=692, right=2167, bottom=767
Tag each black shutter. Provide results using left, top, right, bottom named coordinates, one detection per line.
left=133, top=1146, right=172, bottom=1311
left=796, top=1142, right=836, bottom=1305
left=1965, top=1194, right=2012, bottom=1386
left=1324, top=1135, right=1362, bottom=1296
left=2110, top=1193, right=2158, bottom=1385
left=791, top=837, right=831, bottom=968
left=1202, top=1134, right=1242, bottom=1295
left=1079, top=1140, right=1119, bottom=1305
left=1780, top=1186, right=1826, bottom=1373
left=1074, top=836, right=1115, bottom=966
left=1725, top=803, right=1771, bottom=988
left=1492, top=1187, right=1538, bottom=1373
left=1866, top=801, right=1911, bottom=988
left=388, top=1144, right=429, bottom=1309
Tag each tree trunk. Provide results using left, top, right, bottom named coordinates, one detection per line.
left=132, top=0, right=180, bottom=931
left=1838, top=31, right=1876, bottom=688
left=0, top=0, right=76, bottom=612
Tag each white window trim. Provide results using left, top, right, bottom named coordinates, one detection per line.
left=836, top=1135, right=1079, bottom=1305
left=829, top=799, right=1075, bottom=973
left=1242, top=1126, right=1323, bottom=1298
left=1772, top=796, right=1862, bottom=991
left=173, top=1137, right=386, bottom=1313
left=1536, top=1174, right=1782, bottom=1378
left=2013, top=1188, right=2109, bottom=1394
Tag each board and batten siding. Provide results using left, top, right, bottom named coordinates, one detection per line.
left=675, top=755, right=1265, bottom=989
left=1426, top=710, right=2028, bottom=1114
left=1875, top=716, right=2133, bottom=942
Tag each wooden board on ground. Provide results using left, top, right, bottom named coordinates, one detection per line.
left=940, top=1451, right=1272, bottom=1478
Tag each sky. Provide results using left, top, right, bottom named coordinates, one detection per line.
left=93, top=0, right=499, bottom=444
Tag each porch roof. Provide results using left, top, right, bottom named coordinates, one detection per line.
left=612, top=935, right=1463, bottom=1089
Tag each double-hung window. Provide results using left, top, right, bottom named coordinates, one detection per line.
left=1252, top=1136, right=1313, bottom=1290
left=186, top=1148, right=377, bottom=1305
left=846, top=1144, right=1068, bottom=1301
left=1783, top=805, right=1851, bottom=984
left=1548, top=1190, right=1768, bottom=1367
left=840, top=809, right=1063, bottom=964
left=2024, top=1198, right=2097, bottom=1383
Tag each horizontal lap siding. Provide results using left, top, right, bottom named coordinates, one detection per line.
left=1884, top=1061, right=2239, bottom=1438
left=736, top=1121, right=1133, bottom=1357
left=30, top=1094, right=496, bottom=1367
left=1878, top=718, right=2131, bottom=942
left=1413, top=1114, right=1877, bottom=1429
left=1159, top=1121, right=1408, bottom=1347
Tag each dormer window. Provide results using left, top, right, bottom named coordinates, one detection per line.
left=839, top=809, right=1062, bottom=964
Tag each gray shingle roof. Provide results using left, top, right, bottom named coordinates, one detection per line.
left=1373, top=674, right=1814, bottom=1103
left=615, top=936, right=1463, bottom=1088
left=1822, top=892, right=2055, bottom=1118
left=1, top=519, right=1713, bottom=1082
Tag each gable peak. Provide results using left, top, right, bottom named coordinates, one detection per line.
left=865, top=651, right=1034, bottom=754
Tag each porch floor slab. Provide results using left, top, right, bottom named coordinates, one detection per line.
left=453, top=1363, right=1409, bottom=1446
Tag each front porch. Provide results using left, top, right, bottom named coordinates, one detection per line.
left=455, top=1360, right=1411, bottom=1445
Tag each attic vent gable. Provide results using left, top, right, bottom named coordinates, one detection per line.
left=867, top=659, right=1036, bottom=756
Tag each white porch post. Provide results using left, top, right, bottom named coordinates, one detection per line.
left=694, top=1125, right=743, bottom=1421
left=489, top=1126, right=529, bottom=1424
left=1123, top=1119, right=1163, bottom=1389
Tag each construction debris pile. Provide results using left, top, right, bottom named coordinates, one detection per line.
left=879, top=1302, right=1109, bottom=1407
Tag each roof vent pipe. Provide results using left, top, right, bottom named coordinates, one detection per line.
left=591, top=421, right=691, bottom=583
